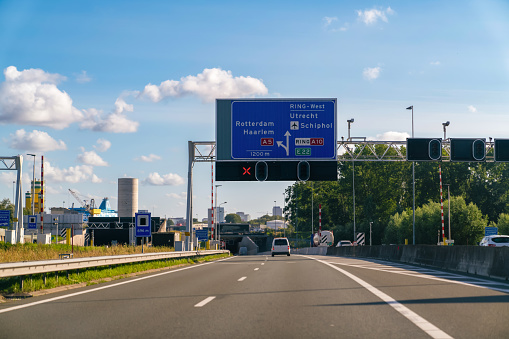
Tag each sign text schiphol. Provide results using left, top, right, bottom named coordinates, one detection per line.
left=231, top=100, right=336, bottom=160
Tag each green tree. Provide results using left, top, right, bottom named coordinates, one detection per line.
left=496, top=213, right=509, bottom=235
left=225, top=213, right=241, bottom=223
left=383, top=196, right=486, bottom=245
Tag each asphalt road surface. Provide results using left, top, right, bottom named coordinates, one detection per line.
left=0, top=254, right=508, bottom=338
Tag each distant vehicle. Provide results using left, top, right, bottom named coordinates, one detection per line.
left=336, top=240, right=353, bottom=247
left=479, top=235, right=509, bottom=247
left=272, top=237, right=290, bottom=257
left=313, top=231, right=334, bottom=247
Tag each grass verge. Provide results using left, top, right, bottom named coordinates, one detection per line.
left=0, top=242, right=177, bottom=263
left=0, top=253, right=230, bottom=296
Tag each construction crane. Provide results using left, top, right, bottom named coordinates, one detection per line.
left=68, top=189, right=90, bottom=212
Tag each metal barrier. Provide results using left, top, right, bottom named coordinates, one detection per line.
left=0, top=250, right=229, bottom=278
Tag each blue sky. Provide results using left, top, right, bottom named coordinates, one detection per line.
left=1, top=0, right=508, bottom=220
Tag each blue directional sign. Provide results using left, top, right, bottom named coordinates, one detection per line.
left=230, top=100, right=336, bottom=160
left=135, top=212, right=151, bottom=237
left=0, top=210, right=9, bottom=227
left=195, top=229, right=209, bottom=241
left=28, top=215, right=37, bottom=229
left=485, top=226, right=498, bottom=236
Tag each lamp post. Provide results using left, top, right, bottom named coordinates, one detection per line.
left=273, top=200, right=277, bottom=235
left=406, top=106, right=415, bottom=245
left=215, top=184, right=222, bottom=242
left=27, top=153, right=36, bottom=215
left=311, top=182, right=314, bottom=245
left=283, top=192, right=286, bottom=238
left=347, top=118, right=356, bottom=242
left=219, top=201, right=226, bottom=242
left=442, top=121, right=450, bottom=141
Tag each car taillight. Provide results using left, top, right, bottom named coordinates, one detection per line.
left=488, top=244, right=496, bottom=247
left=288, top=246, right=290, bottom=250
left=272, top=247, right=274, bottom=250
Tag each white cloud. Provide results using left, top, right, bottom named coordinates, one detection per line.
left=136, top=154, right=162, bottom=162
left=0, top=66, right=84, bottom=129
left=80, top=107, right=139, bottom=133
left=430, top=61, right=441, bottom=66
left=370, top=131, right=409, bottom=141
left=143, top=172, right=185, bottom=186
left=6, top=129, right=67, bottom=151
left=357, top=7, right=394, bottom=25
left=94, top=138, right=111, bottom=152
left=114, top=97, right=133, bottom=114
left=323, top=16, right=338, bottom=26
left=76, top=70, right=92, bottom=83
left=322, top=16, right=349, bottom=32
left=468, top=105, right=477, bottom=113
left=91, top=174, right=102, bottom=183
left=166, top=192, right=187, bottom=200
left=138, top=68, right=268, bottom=103
left=77, top=150, right=108, bottom=166
left=363, top=67, right=381, bottom=80
left=44, top=162, right=97, bottom=183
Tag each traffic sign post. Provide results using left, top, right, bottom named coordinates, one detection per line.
left=485, top=226, right=498, bottom=236
left=0, top=210, right=9, bottom=228
left=135, top=212, right=151, bottom=253
left=28, top=215, right=37, bottom=230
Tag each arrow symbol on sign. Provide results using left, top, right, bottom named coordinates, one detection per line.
left=277, top=131, right=291, bottom=156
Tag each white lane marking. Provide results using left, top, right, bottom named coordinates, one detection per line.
left=254, top=268, right=259, bottom=271
left=238, top=276, right=247, bottom=282
left=303, top=255, right=453, bottom=339
left=194, top=296, right=216, bottom=307
left=328, top=259, right=509, bottom=294
left=261, top=263, right=265, bottom=265
left=0, top=256, right=235, bottom=314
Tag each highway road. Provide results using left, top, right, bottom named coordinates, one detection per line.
left=0, top=254, right=508, bottom=338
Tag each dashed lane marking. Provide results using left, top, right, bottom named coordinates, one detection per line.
left=238, top=277, right=247, bottom=282
left=194, top=296, right=215, bottom=308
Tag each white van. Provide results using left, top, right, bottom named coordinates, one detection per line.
left=272, top=237, right=290, bottom=257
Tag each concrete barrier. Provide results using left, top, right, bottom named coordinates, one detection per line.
left=327, top=245, right=509, bottom=280
left=292, top=247, right=327, bottom=256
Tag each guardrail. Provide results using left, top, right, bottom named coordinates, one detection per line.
left=0, top=250, right=229, bottom=278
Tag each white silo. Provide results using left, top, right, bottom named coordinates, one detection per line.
left=118, top=178, right=138, bottom=218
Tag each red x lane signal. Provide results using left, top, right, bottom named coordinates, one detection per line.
left=242, top=167, right=251, bottom=175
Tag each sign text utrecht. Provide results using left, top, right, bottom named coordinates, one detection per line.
left=231, top=100, right=336, bottom=160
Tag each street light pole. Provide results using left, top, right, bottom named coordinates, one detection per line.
left=273, top=200, right=277, bottom=236
left=347, top=118, right=356, bottom=242
left=406, top=106, right=415, bottom=245
left=215, top=184, right=222, bottom=242
left=311, top=182, right=314, bottom=245
left=283, top=192, right=285, bottom=238
left=27, top=154, right=36, bottom=215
